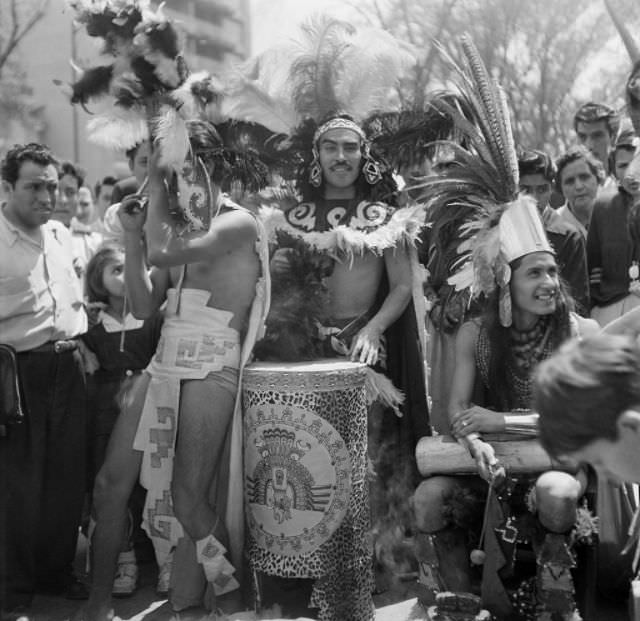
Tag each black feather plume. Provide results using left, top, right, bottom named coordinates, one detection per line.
left=142, top=21, right=180, bottom=59
left=111, top=74, right=145, bottom=108
left=254, top=231, right=331, bottom=362
left=130, top=55, right=166, bottom=94
left=364, top=105, right=455, bottom=170
left=71, top=65, right=114, bottom=105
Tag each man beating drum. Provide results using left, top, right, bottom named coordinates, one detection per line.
left=228, top=16, right=430, bottom=621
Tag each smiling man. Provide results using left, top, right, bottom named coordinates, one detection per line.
left=258, top=112, right=429, bottom=619
left=414, top=199, right=598, bottom=618
left=518, top=148, right=589, bottom=314
left=0, top=143, right=89, bottom=615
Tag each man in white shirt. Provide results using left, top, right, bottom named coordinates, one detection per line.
left=0, top=143, right=89, bottom=614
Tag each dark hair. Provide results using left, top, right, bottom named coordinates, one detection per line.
left=573, top=101, right=620, bottom=137
left=554, top=145, right=605, bottom=193
left=518, top=148, right=556, bottom=183
left=0, top=142, right=59, bottom=187
left=186, top=119, right=222, bottom=154
left=176, top=119, right=223, bottom=183
left=85, top=244, right=124, bottom=304
left=534, top=333, right=640, bottom=458
left=482, top=255, right=574, bottom=410
left=611, top=128, right=638, bottom=169
left=94, top=175, right=117, bottom=198
left=60, top=161, right=86, bottom=188
left=295, top=113, right=399, bottom=206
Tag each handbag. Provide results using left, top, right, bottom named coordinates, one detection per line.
left=0, top=343, right=24, bottom=435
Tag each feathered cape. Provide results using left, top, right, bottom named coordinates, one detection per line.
left=259, top=202, right=425, bottom=260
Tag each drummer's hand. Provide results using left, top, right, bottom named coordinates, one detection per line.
left=469, top=439, right=503, bottom=483
left=452, top=405, right=506, bottom=436
left=350, top=323, right=383, bottom=366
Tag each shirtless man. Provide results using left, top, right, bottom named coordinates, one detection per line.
left=267, top=115, right=426, bottom=422
left=258, top=114, right=428, bottom=620
left=314, top=123, right=412, bottom=365
left=82, top=120, right=269, bottom=621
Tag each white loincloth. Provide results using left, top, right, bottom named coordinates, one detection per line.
left=133, top=289, right=242, bottom=568
left=133, top=205, right=271, bottom=589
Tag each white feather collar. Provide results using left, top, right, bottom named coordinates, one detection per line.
left=259, top=202, right=425, bottom=257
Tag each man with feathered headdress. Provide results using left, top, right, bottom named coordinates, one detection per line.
left=62, top=2, right=275, bottom=618
left=411, top=36, right=600, bottom=620
left=226, top=16, right=431, bottom=620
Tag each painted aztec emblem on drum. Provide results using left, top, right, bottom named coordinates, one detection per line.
left=244, top=405, right=352, bottom=556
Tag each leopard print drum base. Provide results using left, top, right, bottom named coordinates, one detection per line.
left=242, top=359, right=375, bottom=621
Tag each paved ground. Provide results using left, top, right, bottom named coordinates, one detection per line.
left=21, top=534, right=629, bottom=621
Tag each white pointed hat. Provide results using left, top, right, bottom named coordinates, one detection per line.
left=499, top=198, right=553, bottom=264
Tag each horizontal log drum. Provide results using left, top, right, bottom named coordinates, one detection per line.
left=416, top=434, right=553, bottom=477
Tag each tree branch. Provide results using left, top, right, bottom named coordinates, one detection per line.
left=0, top=0, right=50, bottom=76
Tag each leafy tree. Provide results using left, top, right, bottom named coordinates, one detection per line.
left=0, top=0, right=50, bottom=147
left=357, top=0, right=640, bottom=155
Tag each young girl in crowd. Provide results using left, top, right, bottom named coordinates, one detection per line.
left=82, top=244, right=163, bottom=597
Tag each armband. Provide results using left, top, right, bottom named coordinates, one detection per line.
left=503, top=411, right=539, bottom=436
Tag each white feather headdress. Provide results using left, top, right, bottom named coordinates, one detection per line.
left=224, top=15, right=416, bottom=138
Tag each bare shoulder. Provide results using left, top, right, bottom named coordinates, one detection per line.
left=211, top=207, right=258, bottom=240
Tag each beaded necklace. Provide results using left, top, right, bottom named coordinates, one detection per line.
left=476, top=316, right=554, bottom=410
left=509, top=317, right=552, bottom=372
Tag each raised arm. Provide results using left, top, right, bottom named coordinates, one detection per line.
left=350, top=245, right=412, bottom=365
left=119, top=200, right=170, bottom=319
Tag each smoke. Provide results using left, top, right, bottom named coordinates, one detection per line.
left=369, top=419, right=421, bottom=595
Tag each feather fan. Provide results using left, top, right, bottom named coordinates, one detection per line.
left=70, top=65, right=115, bottom=105
left=154, top=104, right=190, bottom=169
left=87, top=106, right=148, bottom=149
left=110, top=72, right=145, bottom=108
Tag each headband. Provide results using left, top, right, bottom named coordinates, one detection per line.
left=313, top=118, right=367, bottom=145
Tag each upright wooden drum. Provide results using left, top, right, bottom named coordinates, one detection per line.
left=242, top=359, right=374, bottom=621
